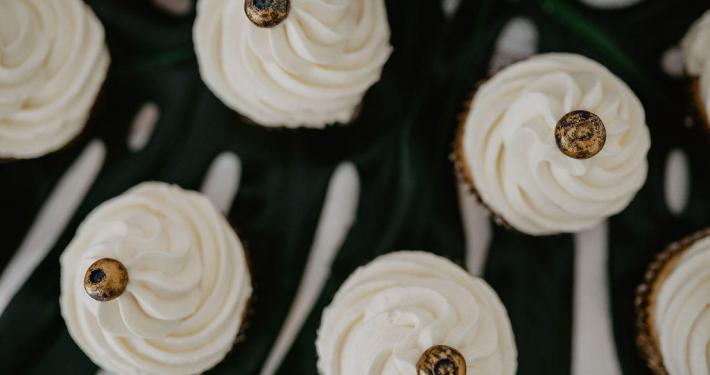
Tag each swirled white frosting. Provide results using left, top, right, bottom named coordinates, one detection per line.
left=654, top=236, right=710, bottom=375
left=461, top=53, right=650, bottom=235
left=193, top=0, right=392, bottom=128
left=60, top=182, right=252, bottom=375
left=0, top=0, right=109, bottom=159
left=682, top=9, right=710, bottom=120
left=316, top=251, right=517, bottom=375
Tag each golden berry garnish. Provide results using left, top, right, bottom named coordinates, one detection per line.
left=244, top=0, right=290, bottom=28
left=83, top=258, right=129, bottom=302
left=417, top=345, right=467, bottom=375
left=555, top=110, right=606, bottom=159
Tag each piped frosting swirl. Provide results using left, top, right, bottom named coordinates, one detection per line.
left=316, top=251, right=517, bottom=375
left=60, top=182, right=252, bottom=375
left=0, top=0, right=109, bottom=159
left=193, top=0, right=392, bottom=128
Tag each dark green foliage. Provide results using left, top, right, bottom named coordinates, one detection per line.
left=0, top=0, right=708, bottom=374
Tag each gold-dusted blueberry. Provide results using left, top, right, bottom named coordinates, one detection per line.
left=417, top=345, right=467, bottom=375
left=555, top=110, right=606, bottom=159
left=83, top=258, right=128, bottom=302
left=244, top=0, right=289, bottom=28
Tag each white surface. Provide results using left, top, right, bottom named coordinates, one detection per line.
left=661, top=46, right=685, bottom=78
left=260, top=162, right=360, bottom=375
left=489, top=17, right=538, bottom=74
left=457, top=180, right=492, bottom=276
left=127, top=103, right=159, bottom=152
left=580, top=0, right=644, bottom=9
left=664, top=149, right=690, bottom=215
left=442, top=0, right=461, bottom=17
left=0, top=140, right=106, bottom=315
left=200, top=152, right=242, bottom=213
left=151, top=0, right=193, bottom=15
left=572, top=222, right=622, bottom=375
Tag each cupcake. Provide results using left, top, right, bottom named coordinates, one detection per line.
left=682, top=9, right=710, bottom=128
left=193, top=0, right=392, bottom=128
left=455, top=53, right=650, bottom=235
left=0, top=0, right=110, bottom=159
left=635, top=229, right=710, bottom=375
left=316, top=251, right=517, bottom=374
left=60, top=182, right=252, bottom=374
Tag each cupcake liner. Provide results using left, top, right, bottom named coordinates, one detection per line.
left=690, top=77, right=710, bottom=131
left=234, top=290, right=253, bottom=345
left=634, top=227, right=710, bottom=374
left=452, top=83, right=512, bottom=230
left=227, top=221, right=254, bottom=345
left=197, top=218, right=254, bottom=366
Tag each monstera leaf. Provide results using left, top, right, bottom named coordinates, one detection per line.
left=1, top=0, right=708, bottom=374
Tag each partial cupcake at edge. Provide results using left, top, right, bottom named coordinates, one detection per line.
left=60, top=182, right=252, bottom=374
left=682, top=9, right=710, bottom=128
left=455, top=53, right=651, bottom=235
left=0, top=0, right=110, bottom=160
left=316, top=251, right=517, bottom=375
left=635, top=229, right=710, bottom=375
left=193, top=0, right=392, bottom=128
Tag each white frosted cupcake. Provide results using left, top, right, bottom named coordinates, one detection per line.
left=0, top=0, right=110, bottom=159
left=682, top=9, right=710, bottom=127
left=635, top=229, right=710, bottom=375
left=193, top=0, right=392, bottom=128
left=316, top=251, right=517, bottom=375
left=455, top=53, right=650, bottom=235
left=60, top=182, right=252, bottom=375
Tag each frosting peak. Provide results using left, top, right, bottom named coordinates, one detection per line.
left=193, top=0, right=392, bottom=128
left=60, top=182, right=252, bottom=375
left=0, top=0, right=109, bottom=159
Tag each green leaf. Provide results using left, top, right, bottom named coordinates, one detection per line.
left=1, top=1, right=709, bottom=374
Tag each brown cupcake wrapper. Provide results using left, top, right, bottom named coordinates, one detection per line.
left=634, top=227, right=710, bottom=375
left=451, top=82, right=512, bottom=231
left=690, top=76, right=710, bottom=132
left=235, top=292, right=253, bottom=345
left=211, top=284, right=252, bottom=369
left=203, top=214, right=254, bottom=352
left=217, top=224, right=254, bottom=374
left=228, top=221, right=255, bottom=346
